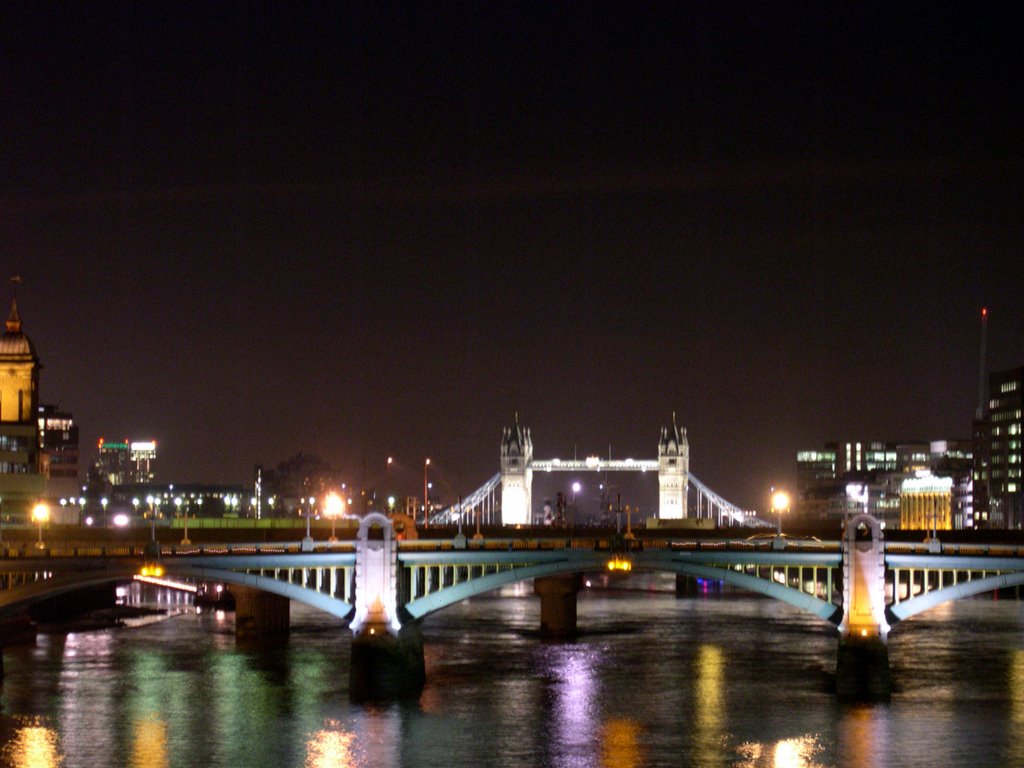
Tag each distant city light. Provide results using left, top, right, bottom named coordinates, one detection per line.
left=113, top=513, right=130, bottom=527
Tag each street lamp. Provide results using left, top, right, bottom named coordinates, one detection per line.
left=175, top=496, right=190, bottom=545
left=146, top=495, right=156, bottom=542
left=771, top=490, right=790, bottom=537
left=32, top=502, right=49, bottom=548
left=301, top=496, right=315, bottom=551
left=386, top=456, right=393, bottom=491
left=325, top=492, right=345, bottom=542
left=101, top=497, right=109, bottom=528
left=423, top=458, right=431, bottom=528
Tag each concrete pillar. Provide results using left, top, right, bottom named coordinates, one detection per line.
left=232, top=586, right=290, bottom=639
left=534, top=574, right=580, bottom=637
left=349, top=621, right=425, bottom=702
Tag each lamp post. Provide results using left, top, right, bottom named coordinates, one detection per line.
left=386, top=456, right=393, bottom=492
left=301, top=496, right=315, bottom=551
left=423, top=458, right=431, bottom=528
left=146, top=495, right=156, bottom=542
left=325, top=492, right=344, bottom=542
left=32, top=502, right=49, bottom=549
left=176, top=496, right=190, bottom=545
left=101, top=497, right=109, bottom=528
left=771, top=489, right=790, bottom=537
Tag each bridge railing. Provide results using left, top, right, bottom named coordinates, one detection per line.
left=885, top=541, right=1024, bottom=557
left=0, top=541, right=359, bottom=559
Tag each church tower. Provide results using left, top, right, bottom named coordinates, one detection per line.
left=500, top=415, right=533, bottom=525
left=658, top=413, right=689, bottom=519
left=0, top=278, right=45, bottom=518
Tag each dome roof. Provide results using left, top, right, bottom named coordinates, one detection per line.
left=0, top=331, right=36, bottom=357
left=0, top=297, right=37, bottom=358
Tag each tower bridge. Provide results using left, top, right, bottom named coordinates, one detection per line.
left=435, top=415, right=760, bottom=528
left=6, top=515, right=1024, bottom=702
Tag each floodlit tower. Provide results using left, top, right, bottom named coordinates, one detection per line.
left=658, top=413, right=689, bottom=519
left=0, top=277, right=45, bottom=517
left=500, top=415, right=533, bottom=525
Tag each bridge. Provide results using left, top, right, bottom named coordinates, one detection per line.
left=5, top=513, right=1024, bottom=701
left=432, top=415, right=765, bottom=528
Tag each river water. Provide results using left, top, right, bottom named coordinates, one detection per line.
left=2, top=577, right=1023, bottom=768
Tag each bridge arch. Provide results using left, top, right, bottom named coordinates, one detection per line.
left=166, top=565, right=354, bottom=620
left=0, top=568, right=137, bottom=620
left=888, top=571, right=1024, bottom=624
left=403, top=557, right=840, bottom=625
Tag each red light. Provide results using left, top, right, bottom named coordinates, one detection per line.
left=982, top=307, right=988, bottom=317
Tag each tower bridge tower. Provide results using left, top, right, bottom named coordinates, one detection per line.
left=500, top=416, right=533, bottom=525
left=658, top=413, right=689, bottom=519
left=498, top=414, right=692, bottom=525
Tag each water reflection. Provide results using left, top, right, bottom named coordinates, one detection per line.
left=599, top=719, right=641, bottom=768
left=130, top=717, right=168, bottom=768
left=694, top=644, right=725, bottom=765
left=837, top=706, right=887, bottom=768
left=305, top=728, right=355, bottom=768
left=1008, top=649, right=1024, bottom=766
left=736, top=735, right=824, bottom=768
left=3, top=595, right=1024, bottom=767
left=1, top=721, right=63, bottom=768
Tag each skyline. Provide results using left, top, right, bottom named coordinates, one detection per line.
left=4, top=4, right=1022, bottom=510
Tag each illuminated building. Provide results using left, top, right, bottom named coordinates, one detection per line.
left=97, top=439, right=131, bottom=485
left=130, top=440, right=156, bottom=482
left=975, top=366, right=1024, bottom=529
left=97, top=437, right=157, bottom=485
left=38, top=405, right=78, bottom=479
left=899, top=474, right=953, bottom=531
left=38, top=404, right=80, bottom=499
left=796, top=439, right=972, bottom=529
left=0, top=287, right=45, bottom=519
left=930, top=440, right=974, bottom=529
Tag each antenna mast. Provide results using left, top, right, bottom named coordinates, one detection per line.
left=976, top=307, right=988, bottom=419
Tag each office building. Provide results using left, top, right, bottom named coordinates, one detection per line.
left=974, top=367, right=1024, bottom=528
left=38, top=404, right=80, bottom=499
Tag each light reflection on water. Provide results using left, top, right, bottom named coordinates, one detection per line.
left=0, top=721, right=63, bottom=768
left=2, top=586, right=1024, bottom=767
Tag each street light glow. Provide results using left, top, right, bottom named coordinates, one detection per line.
left=31, top=502, right=50, bottom=523
left=325, top=492, right=345, bottom=517
left=771, top=490, right=790, bottom=512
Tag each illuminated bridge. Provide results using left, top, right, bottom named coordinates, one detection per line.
left=432, top=415, right=768, bottom=528
left=5, top=513, right=1024, bottom=700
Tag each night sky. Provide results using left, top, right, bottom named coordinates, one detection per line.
left=3, top=3, right=1022, bottom=512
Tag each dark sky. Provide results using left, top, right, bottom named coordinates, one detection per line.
left=3, top=3, right=1022, bottom=512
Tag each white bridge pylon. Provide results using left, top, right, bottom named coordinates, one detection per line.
left=433, top=417, right=765, bottom=528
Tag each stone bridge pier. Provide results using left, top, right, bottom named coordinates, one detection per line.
left=534, top=573, right=581, bottom=637
left=348, top=513, right=424, bottom=701
left=233, top=586, right=290, bottom=639
left=836, top=514, right=891, bottom=700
